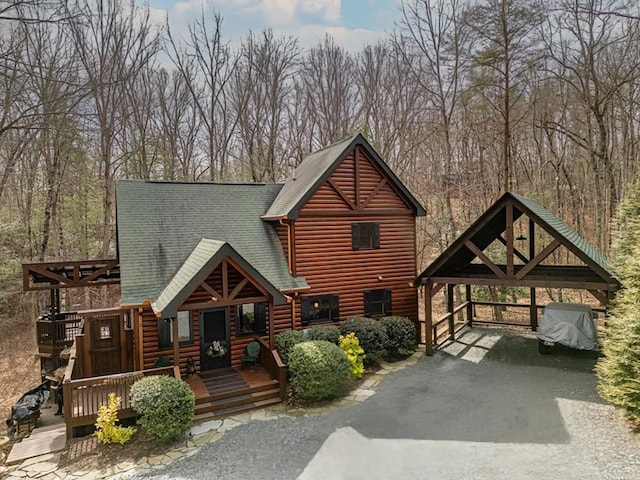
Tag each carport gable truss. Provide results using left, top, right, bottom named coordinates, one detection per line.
left=416, top=192, right=620, bottom=352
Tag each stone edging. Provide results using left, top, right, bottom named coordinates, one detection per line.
left=1, top=351, right=422, bottom=480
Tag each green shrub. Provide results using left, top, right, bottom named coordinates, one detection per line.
left=130, top=375, right=195, bottom=442
left=95, top=393, right=136, bottom=445
left=380, top=316, right=417, bottom=357
left=275, top=329, right=306, bottom=364
left=596, top=184, right=640, bottom=422
left=153, top=355, right=171, bottom=367
left=305, top=325, right=341, bottom=344
left=288, top=340, right=350, bottom=402
left=339, top=333, right=365, bottom=379
left=340, top=317, right=388, bottom=364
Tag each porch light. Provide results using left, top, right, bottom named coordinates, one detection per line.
left=211, top=296, right=218, bottom=302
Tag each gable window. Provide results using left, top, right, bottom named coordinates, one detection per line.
left=364, top=289, right=392, bottom=317
left=352, top=222, right=380, bottom=250
left=158, top=313, right=193, bottom=349
left=236, top=302, right=267, bottom=336
left=301, top=294, right=340, bottom=326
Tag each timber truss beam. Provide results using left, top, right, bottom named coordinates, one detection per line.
left=23, top=259, right=120, bottom=291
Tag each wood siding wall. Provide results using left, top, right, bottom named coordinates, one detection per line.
left=140, top=306, right=272, bottom=373
left=274, top=145, right=419, bottom=332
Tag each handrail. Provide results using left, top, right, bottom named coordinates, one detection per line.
left=255, top=337, right=287, bottom=398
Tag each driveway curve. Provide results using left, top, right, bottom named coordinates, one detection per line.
left=135, top=328, right=640, bottom=480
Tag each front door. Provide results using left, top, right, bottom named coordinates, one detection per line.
left=90, top=313, right=122, bottom=376
left=200, top=308, right=231, bottom=370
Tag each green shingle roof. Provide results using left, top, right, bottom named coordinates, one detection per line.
left=511, top=193, right=617, bottom=281
left=153, top=239, right=287, bottom=318
left=116, top=181, right=308, bottom=306
left=263, top=134, right=426, bottom=219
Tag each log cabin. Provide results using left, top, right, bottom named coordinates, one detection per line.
left=24, top=134, right=426, bottom=434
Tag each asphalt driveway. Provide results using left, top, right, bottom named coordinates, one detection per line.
left=137, top=328, right=640, bottom=480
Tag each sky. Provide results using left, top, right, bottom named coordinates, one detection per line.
left=146, top=0, right=401, bottom=51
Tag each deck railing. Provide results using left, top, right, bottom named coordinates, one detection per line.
left=256, top=337, right=287, bottom=398
left=429, top=300, right=606, bottom=350
left=62, top=365, right=180, bottom=438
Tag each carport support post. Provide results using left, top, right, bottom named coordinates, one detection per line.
left=447, top=284, right=455, bottom=341
left=530, top=288, right=537, bottom=331
left=465, top=284, right=473, bottom=327
left=424, top=283, right=433, bottom=356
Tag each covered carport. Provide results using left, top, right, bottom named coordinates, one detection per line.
left=416, top=192, right=620, bottom=355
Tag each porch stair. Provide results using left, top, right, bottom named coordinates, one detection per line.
left=192, top=369, right=282, bottom=422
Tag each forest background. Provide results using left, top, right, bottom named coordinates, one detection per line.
left=1, top=0, right=640, bottom=350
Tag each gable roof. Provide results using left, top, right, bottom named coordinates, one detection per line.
left=263, top=134, right=426, bottom=220
left=417, top=192, right=619, bottom=291
left=153, top=239, right=288, bottom=318
left=116, top=181, right=308, bottom=306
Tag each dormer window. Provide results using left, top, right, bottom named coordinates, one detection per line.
left=352, top=222, right=380, bottom=250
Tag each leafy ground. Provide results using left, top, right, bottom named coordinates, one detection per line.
left=0, top=306, right=41, bottom=461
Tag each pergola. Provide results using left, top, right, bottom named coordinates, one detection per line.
left=416, top=192, right=620, bottom=355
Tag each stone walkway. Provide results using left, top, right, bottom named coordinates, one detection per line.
left=0, top=352, right=422, bottom=480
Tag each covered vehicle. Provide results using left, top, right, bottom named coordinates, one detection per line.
left=537, top=302, right=598, bottom=354
left=5, top=380, right=50, bottom=435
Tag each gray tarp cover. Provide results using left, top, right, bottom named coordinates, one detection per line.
left=5, top=381, right=50, bottom=429
left=537, top=302, right=598, bottom=350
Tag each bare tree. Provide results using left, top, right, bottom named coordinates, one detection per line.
left=542, top=0, right=640, bottom=249
left=231, top=29, right=300, bottom=182
left=155, top=68, right=201, bottom=180
left=167, top=9, right=237, bottom=181
left=298, top=34, right=359, bottom=147
left=63, top=0, right=161, bottom=257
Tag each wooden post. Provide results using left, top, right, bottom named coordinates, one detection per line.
left=530, top=287, right=537, bottom=331
left=63, top=380, right=73, bottom=438
left=466, top=284, right=473, bottom=327
left=136, top=308, right=144, bottom=371
left=424, top=283, right=433, bottom=356
left=172, top=317, right=180, bottom=375
left=81, top=331, right=92, bottom=378
left=268, top=301, right=275, bottom=350
left=447, top=283, right=455, bottom=341
left=506, top=200, right=514, bottom=278
left=75, top=335, right=85, bottom=378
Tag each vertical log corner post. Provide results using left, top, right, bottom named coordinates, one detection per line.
left=424, top=282, right=433, bottom=356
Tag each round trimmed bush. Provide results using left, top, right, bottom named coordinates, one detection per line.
left=381, top=316, right=417, bottom=357
left=130, top=375, right=195, bottom=442
left=340, top=317, right=388, bottom=364
left=305, top=325, right=341, bottom=344
left=288, top=340, right=350, bottom=402
left=275, top=329, right=307, bottom=365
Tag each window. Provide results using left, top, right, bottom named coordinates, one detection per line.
left=158, top=313, right=193, bottom=349
left=177, top=311, right=193, bottom=344
left=301, top=294, right=339, bottom=326
left=157, top=318, right=172, bottom=349
left=352, top=222, right=380, bottom=250
left=99, top=325, right=111, bottom=339
left=364, top=289, right=392, bottom=317
left=236, top=302, right=267, bottom=336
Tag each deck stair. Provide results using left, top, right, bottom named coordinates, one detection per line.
left=193, top=368, right=282, bottom=422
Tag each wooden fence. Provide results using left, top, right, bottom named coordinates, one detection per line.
left=430, top=300, right=606, bottom=350
left=62, top=365, right=179, bottom=438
